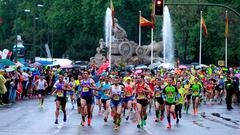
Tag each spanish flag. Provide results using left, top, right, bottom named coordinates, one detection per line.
left=140, top=16, right=153, bottom=27
left=111, top=0, right=115, bottom=28
left=201, top=17, right=208, bottom=37
left=225, top=14, right=229, bottom=38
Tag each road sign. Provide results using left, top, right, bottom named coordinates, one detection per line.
left=218, top=60, right=224, bottom=66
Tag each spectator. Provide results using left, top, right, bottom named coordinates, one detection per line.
left=22, top=70, right=29, bottom=99
left=2, top=72, right=11, bottom=104
left=0, top=73, right=7, bottom=105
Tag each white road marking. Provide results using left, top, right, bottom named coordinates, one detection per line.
left=143, top=127, right=152, bottom=135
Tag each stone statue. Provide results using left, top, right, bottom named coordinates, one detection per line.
left=90, top=18, right=164, bottom=66
left=113, top=18, right=128, bottom=41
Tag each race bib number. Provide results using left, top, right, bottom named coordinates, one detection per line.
left=113, top=94, right=120, bottom=100
left=82, top=87, right=89, bottom=92
left=57, top=91, right=63, bottom=97
left=126, top=91, right=131, bottom=96
left=194, top=90, right=198, bottom=95
left=156, top=92, right=161, bottom=97
left=138, top=94, right=145, bottom=99
left=167, top=92, right=173, bottom=98
left=104, top=91, right=108, bottom=95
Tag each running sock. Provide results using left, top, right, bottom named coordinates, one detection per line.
left=155, top=110, right=159, bottom=118
left=41, top=98, right=44, bottom=105
left=186, top=104, right=189, bottom=113
left=82, top=116, right=85, bottom=122
left=144, top=115, right=147, bottom=120
left=167, top=116, right=171, bottom=124
left=179, top=110, right=182, bottom=118
left=63, top=113, right=67, bottom=122
left=184, top=103, right=187, bottom=110
left=161, top=110, right=164, bottom=117
left=88, top=118, right=91, bottom=126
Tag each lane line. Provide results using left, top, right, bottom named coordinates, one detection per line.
left=143, top=127, right=152, bottom=135
left=54, top=110, right=74, bottom=134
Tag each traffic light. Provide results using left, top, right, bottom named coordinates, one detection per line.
left=155, top=0, right=164, bottom=16
left=174, top=49, right=178, bottom=58
left=101, top=47, right=108, bottom=57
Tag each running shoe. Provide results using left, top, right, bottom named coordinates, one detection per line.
left=81, top=121, right=86, bottom=126
left=54, top=119, right=58, bottom=124
left=160, top=116, right=163, bottom=121
left=114, top=125, right=119, bottom=130
left=63, top=114, right=67, bottom=122
left=167, top=123, right=171, bottom=129
left=176, top=119, right=179, bottom=124
left=104, top=117, right=107, bottom=122
left=126, top=116, right=129, bottom=121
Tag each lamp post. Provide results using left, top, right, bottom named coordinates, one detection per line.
left=24, top=2, right=44, bottom=61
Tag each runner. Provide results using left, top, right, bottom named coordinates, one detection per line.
left=34, top=74, right=48, bottom=108
left=95, top=77, right=103, bottom=115
left=110, top=77, right=124, bottom=130
left=69, top=77, right=76, bottom=110
left=175, top=81, right=185, bottom=124
left=76, top=75, right=82, bottom=114
left=80, top=70, right=96, bottom=126
left=163, top=77, right=178, bottom=128
left=154, top=78, right=164, bottom=122
left=191, top=78, right=202, bottom=115
left=101, top=76, right=111, bottom=122
left=214, top=76, right=225, bottom=104
left=135, top=75, right=152, bottom=128
left=123, top=78, right=134, bottom=121
left=184, top=80, right=191, bottom=114
left=52, top=75, right=68, bottom=124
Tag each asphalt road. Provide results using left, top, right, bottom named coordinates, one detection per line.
left=0, top=97, right=240, bottom=135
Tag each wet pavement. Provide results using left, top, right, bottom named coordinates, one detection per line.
left=0, top=97, right=239, bottom=135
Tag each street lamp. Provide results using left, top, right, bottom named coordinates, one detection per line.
left=23, top=3, right=44, bottom=61
left=24, top=9, right=31, bottom=13
left=37, top=4, right=44, bottom=8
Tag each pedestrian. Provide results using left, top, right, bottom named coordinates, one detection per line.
left=225, top=75, right=234, bottom=110
left=2, top=72, right=11, bottom=104
left=0, top=73, right=7, bottom=105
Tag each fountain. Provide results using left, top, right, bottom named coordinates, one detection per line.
left=105, top=8, right=112, bottom=48
left=104, top=8, right=113, bottom=67
left=90, top=7, right=168, bottom=67
left=163, top=6, right=174, bottom=64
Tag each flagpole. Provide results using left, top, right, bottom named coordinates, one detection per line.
left=199, top=11, right=202, bottom=66
left=151, top=27, right=154, bottom=64
left=109, top=22, right=112, bottom=69
left=139, top=11, right=141, bottom=46
left=225, top=10, right=228, bottom=67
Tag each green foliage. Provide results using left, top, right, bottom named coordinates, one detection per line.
left=0, top=0, right=240, bottom=65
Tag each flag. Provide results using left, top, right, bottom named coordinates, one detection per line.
left=225, top=14, right=229, bottom=38
left=201, top=17, right=208, bottom=37
left=111, top=0, right=115, bottom=28
left=140, top=16, right=153, bottom=27
left=7, top=51, right=13, bottom=58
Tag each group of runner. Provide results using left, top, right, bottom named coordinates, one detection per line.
left=33, top=65, right=240, bottom=130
